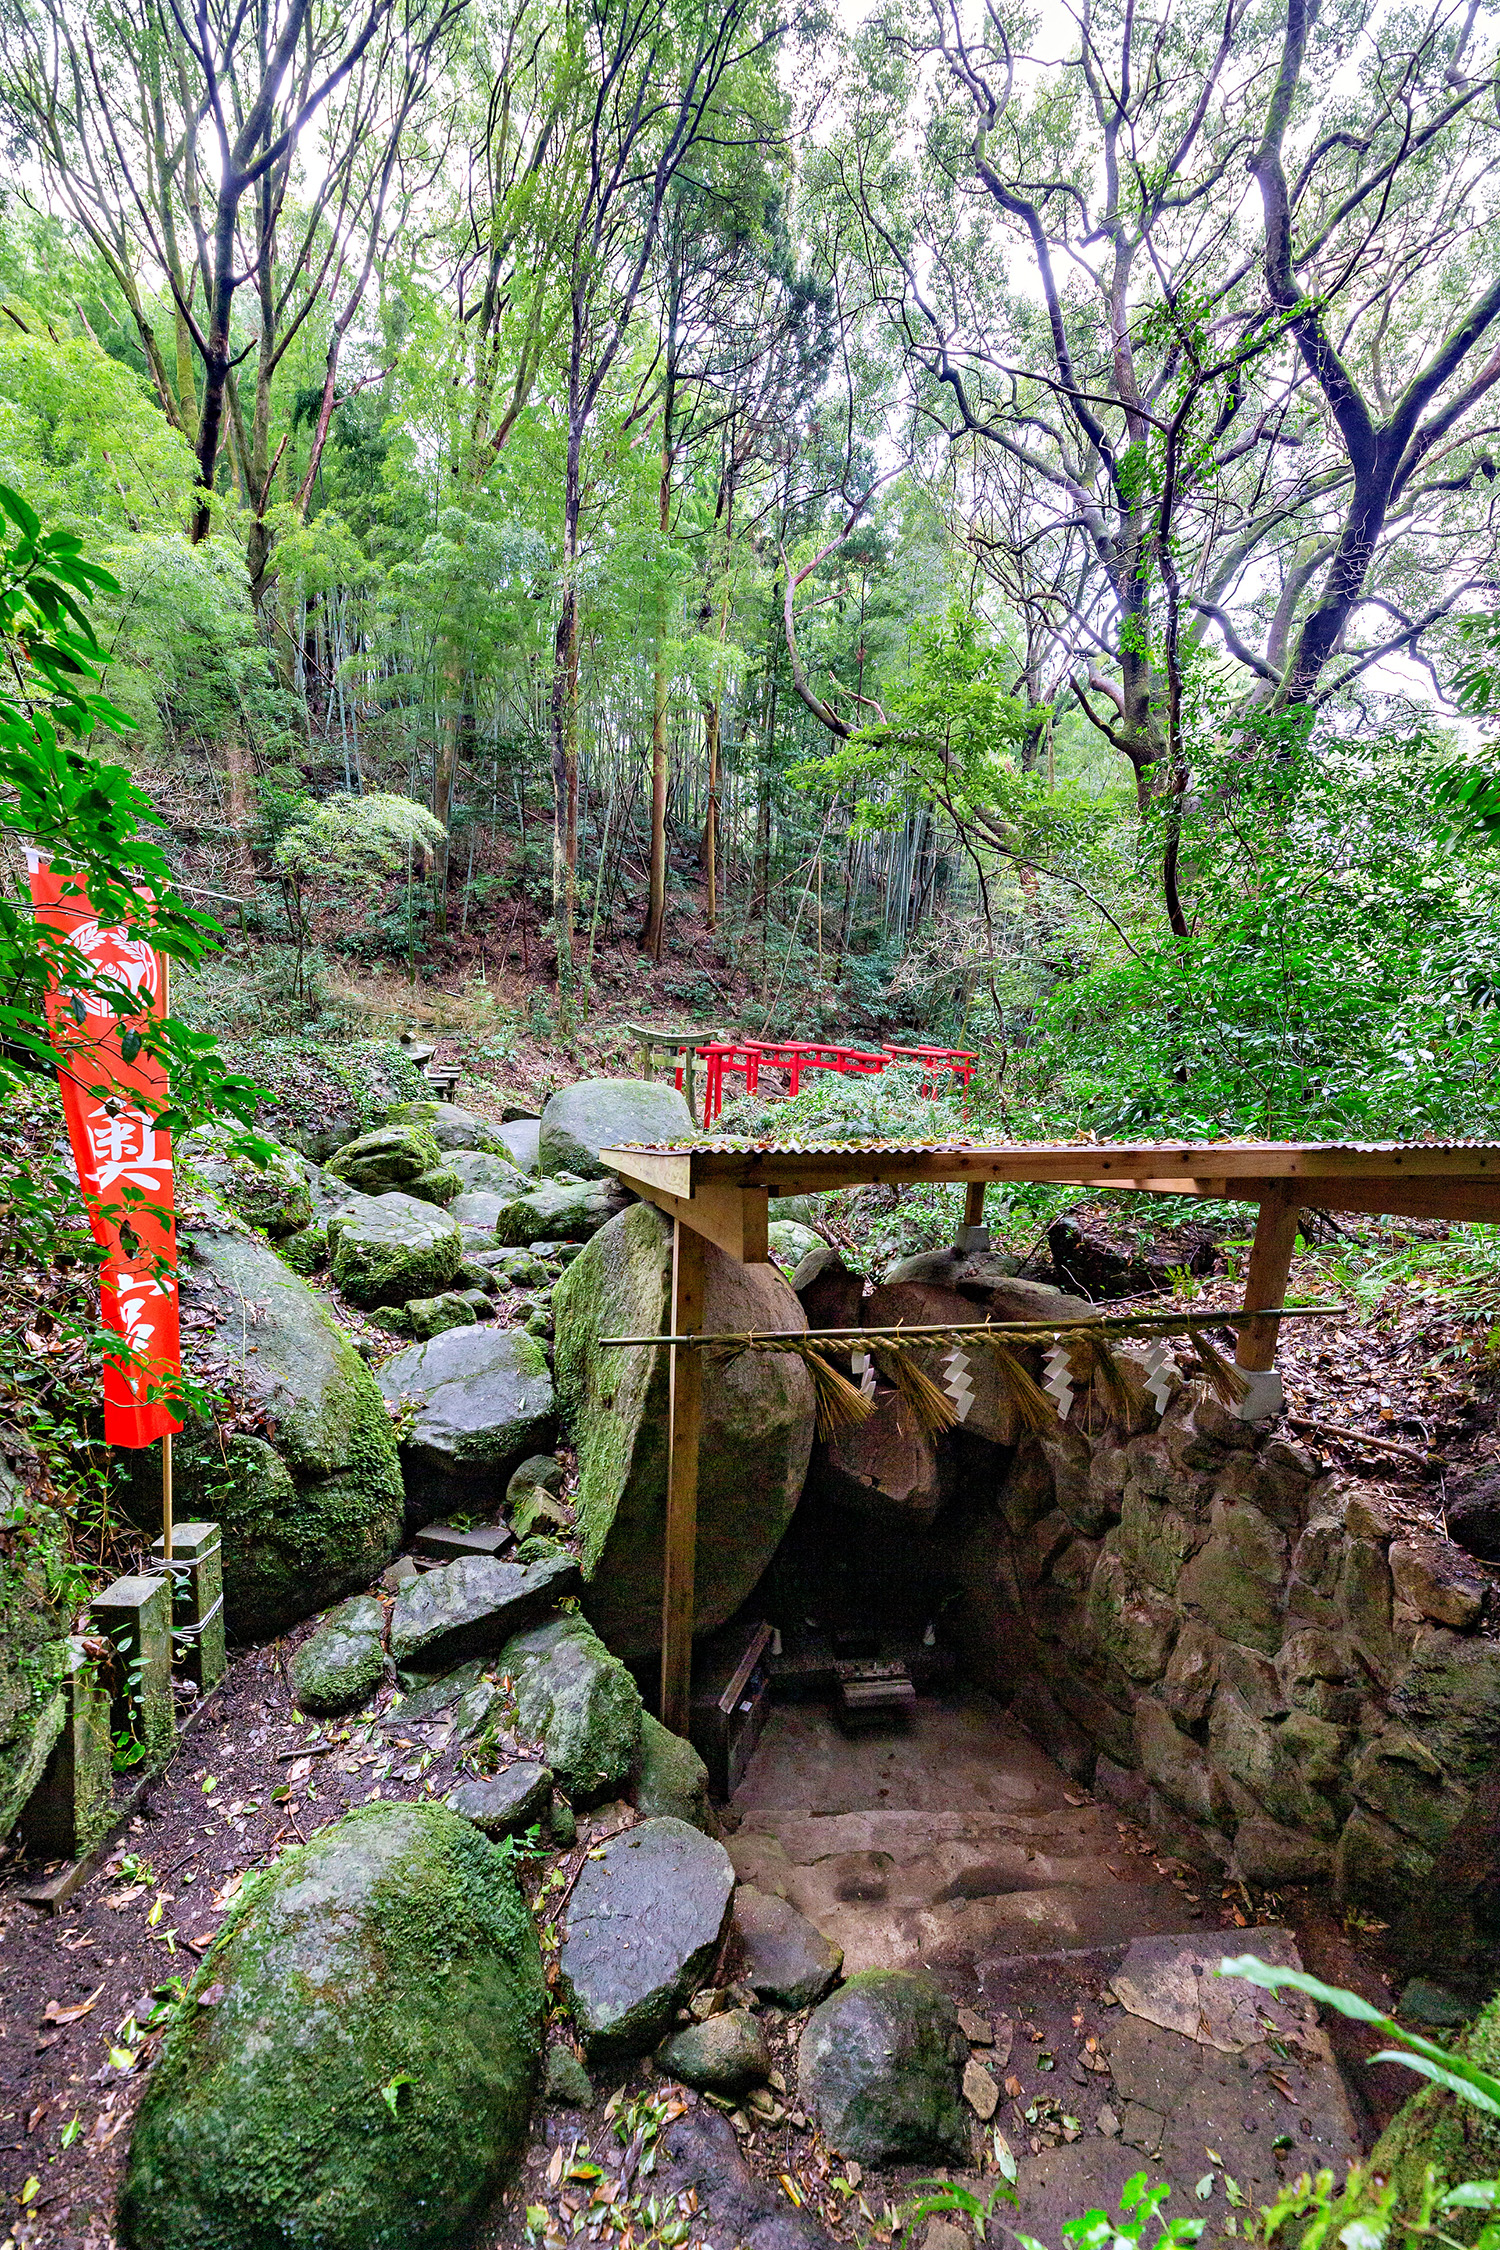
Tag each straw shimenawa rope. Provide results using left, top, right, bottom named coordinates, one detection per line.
left=641, top=1303, right=1326, bottom=1438
left=700, top=1322, right=1248, bottom=1439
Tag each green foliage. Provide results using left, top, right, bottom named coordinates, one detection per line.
left=0, top=313, right=196, bottom=532
left=0, top=481, right=258, bottom=1127
left=1002, top=724, right=1500, bottom=1141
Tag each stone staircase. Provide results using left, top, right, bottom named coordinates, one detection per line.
left=724, top=1692, right=1202, bottom=1975
left=723, top=1689, right=1366, bottom=2236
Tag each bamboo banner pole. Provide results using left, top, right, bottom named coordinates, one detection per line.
left=162, top=949, right=173, bottom=1567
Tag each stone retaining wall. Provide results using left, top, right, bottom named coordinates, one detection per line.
left=953, top=1374, right=1500, bottom=1982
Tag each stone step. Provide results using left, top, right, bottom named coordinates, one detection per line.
left=728, top=1692, right=1204, bottom=1980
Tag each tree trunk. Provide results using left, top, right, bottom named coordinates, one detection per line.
left=550, top=409, right=584, bottom=1042
left=643, top=348, right=677, bottom=960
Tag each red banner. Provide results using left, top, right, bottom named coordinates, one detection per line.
left=26, top=851, right=182, bottom=1447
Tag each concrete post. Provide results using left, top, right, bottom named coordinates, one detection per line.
left=90, top=1574, right=174, bottom=1775
left=18, top=1641, right=112, bottom=1860
left=151, top=1520, right=226, bottom=1693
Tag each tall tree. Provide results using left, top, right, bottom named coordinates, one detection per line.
left=542, top=0, right=784, bottom=1038
left=839, top=0, right=1500, bottom=922
left=0, top=0, right=462, bottom=598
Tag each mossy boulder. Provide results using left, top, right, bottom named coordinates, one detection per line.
left=538, top=1078, right=693, bottom=1179
left=181, top=1125, right=313, bottom=1237
left=377, top=1327, right=556, bottom=1523
left=393, top=1292, right=478, bottom=1342
left=328, top=1193, right=462, bottom=1308
left=554, top=1202, right=815, bottom=1659
left=450, top=1150, right=530, bottom=1195
left=1370, top=1989, right=1500, bottom=2241
left=172, top=1222, right=404, bottom=1637
left=493, top=1176, right=631, bottom=1247
left=799, top=1970, right=971, bottom=2166
left=634, top=1712, right=712, bottom=1831
left=658, top=2009, right=770, bottom=2093
left=499, top=1613, right=644, bottom=1805
left=119, top=1801, right=545, bottom=2250
left=768, top=1218, right=822, bottom=1271
left=291, top=1597, right=387, bottom=1715
left=327, top=1122, right=449, bottom=1196
left=0, top=1482, right=68, bottom=1840
left=388, top=1101, right=515, bottom=1156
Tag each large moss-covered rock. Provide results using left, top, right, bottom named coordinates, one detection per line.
left=494, top=1177, right=631, bottom=1247
left=799, top=1971, right=970, bottom=2166
left=554, top=1203, right=815, bottom=1659
left=181, top=1125, right=313, bottom=1238
left=328, top=1123, right=450, bottom=1198
left=449, top=1150, right=530, bottom=1196
left=499, top=1613, right=643, bottom=1804
left=0, top=1484, right=68, bottom=1840
left=119, top=1802, right=545, bottom=2250
left=328, top=1192, right=462, bottom=1308
left=172, top=1222, right=404, bottom=1637
left=539, top=1077, right=693, bottom=1179
left=390, top=1551, right=580, bottom=1671
left=377, top=1326, right=556, bottom=1522
left=1369, top=1987, right=1500, bottom=2243
left=388, top=1101, right=515, bottom=1157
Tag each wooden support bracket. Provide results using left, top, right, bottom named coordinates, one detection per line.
left=1235, top=1185, right=1302, bottom=1372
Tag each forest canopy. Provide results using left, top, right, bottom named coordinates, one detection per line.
left=2, top=0, right=1500, bottom=1136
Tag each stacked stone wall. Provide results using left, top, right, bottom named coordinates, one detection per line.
left=954, top=1374, right=1500, bottom=1974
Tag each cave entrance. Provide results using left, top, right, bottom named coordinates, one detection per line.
left=695, top=1479, right=1197, bottom=1983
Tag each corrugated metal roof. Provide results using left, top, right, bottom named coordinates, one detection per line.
left=606, top=1135, right=1500, bottom=1156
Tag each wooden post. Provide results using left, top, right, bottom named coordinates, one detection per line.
left=963, top=1182, right=987, bottom=1230
left=660, top=1217, right=706, bottom=1737
left=1235, top=1186, right=1302, bottom=1371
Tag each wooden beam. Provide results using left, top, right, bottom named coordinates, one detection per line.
left=603, top=1141, right=1500, bottom=1229
left=632, top=1140, right=1500, bottom=1193
left=963, top=1181, right=986, bottom=1230
left=660, top=1219, right=705, bottom=1737
left=625, top=1179, right=769, bottom=1262
left=1236, top=1186, right=1302, bottom=1371
left=601, top=1146, right=695, bottom=1197
left=1294, top=1176, right=1500, bottom=1224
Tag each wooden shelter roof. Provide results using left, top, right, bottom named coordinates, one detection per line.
left=602, top=1136, right=1500, bottom=1259
left=599, top=1132, right=1500, bottom=1732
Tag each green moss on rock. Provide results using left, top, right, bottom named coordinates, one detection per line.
left=181, top=1126, right=314, bottom=1237
left=327, top=1123, right=445, bottom=1194
left=1370, top=1992, right=1500, bottom=2241
left=171, top=1224, right=404, bottom=1637
left=119, top=1801, right=545, bottom=2250
left=499, top=1613, right=643, bottom=1806
left=328, top=1195, right=463, bottom=1308
left=634, top=1713, right=712, bottom=1831
left=0, top=1496, right=67, bottom=1840
left=553, top=1202, right=814, bottom=1659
